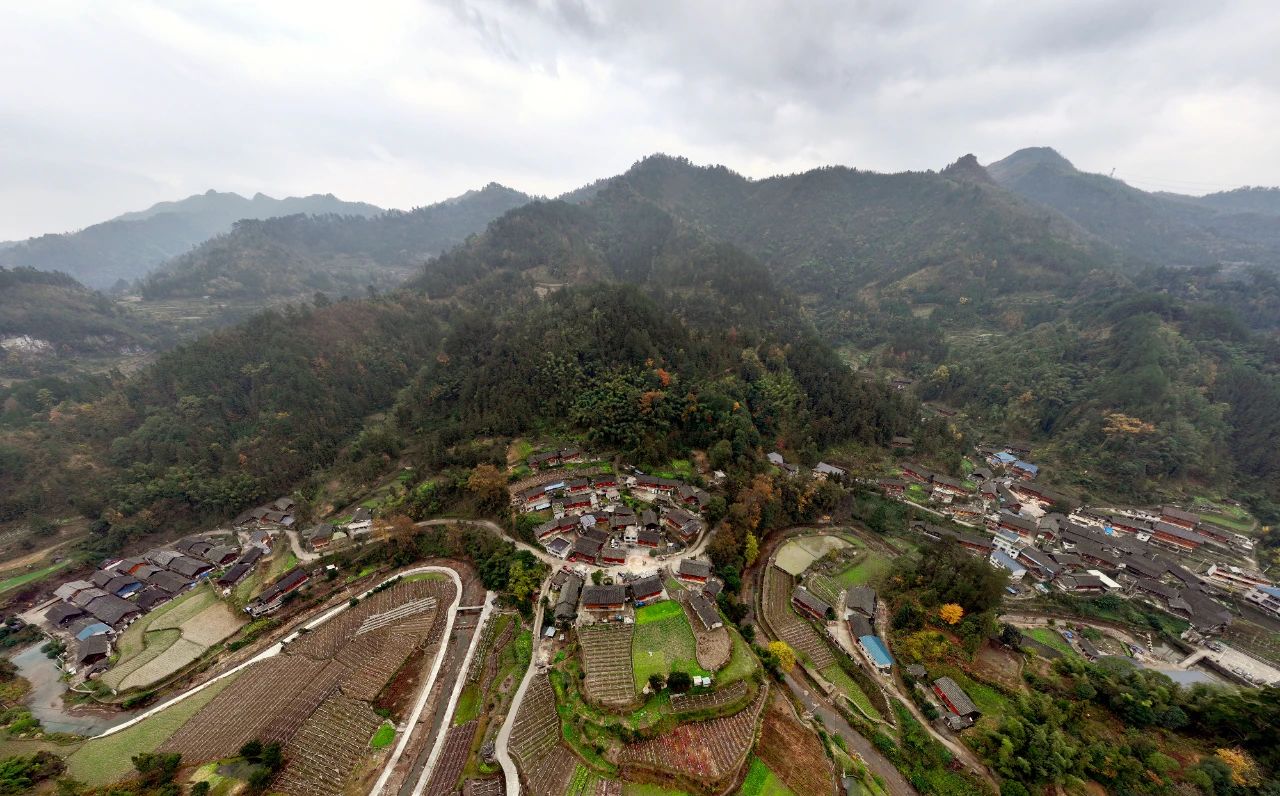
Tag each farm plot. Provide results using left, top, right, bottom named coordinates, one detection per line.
left=761, top=566, right=834, bottom=670
left=337, top=622, right=429, bottom=701
left=116, top=599, right=246, bottom=692
left=631, top=605, right=710, bottom=692
left=421, top=720, right=477, bottom=794
left=756, top=691, right=834, bottom=795
left=65, top=672, right=242, bottom=785
left=616, top=684, right=766, bottom=782
left=510, top=673, right=577, bottom=795
left=821, top=664, right=881, bottom=721
left=160, top=656, right=344, bottom=762
left=678, top=595, right=730, bottom=671
left=102, top=586, right=218, bottom=690
left=274, top=693, right=384, bottom=796
left=463, top=778, right=503, bottom=795
left=805, top=574, right=841, bottom=608
left=740, top=757, right=797, bottom=796
left=578, top=623, right=637, bottom=708
left=832, top=553, right=890, bottom=589
left=670, top=680, right=748, bottom=714
left=775, top=536, right=850, bottom=576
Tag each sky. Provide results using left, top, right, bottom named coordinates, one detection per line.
left=3, top=0, right=1279, bottom=240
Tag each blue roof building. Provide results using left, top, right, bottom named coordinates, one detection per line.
left=858, top=634, right=894, bottom=673
left=75, top=622, right=112, bottom=641
left=992, top=452, right=1016, bottom=465
left=990, top=549, right=1028, bottom=580
left=1013, top=460, right=1039, bottom=475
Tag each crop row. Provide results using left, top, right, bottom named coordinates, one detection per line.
left=274, top=693, right=384, bottom=796
left=670, top=680, right=749, bottom=713
left=160, top=656, right=342, bottom=762
left=421, top=719, right=477, bottom=795
left=762, top=566, right=834, bottom=669
left=337, top=627, right=424, bottom=701
left=509, top=673, right=560, bottom=763
left=577, top=624, right=635, bottom=707
left=617, top=684, right=766, bottom=781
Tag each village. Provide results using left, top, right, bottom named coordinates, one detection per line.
left=871, top=441, right=1280, bottom=687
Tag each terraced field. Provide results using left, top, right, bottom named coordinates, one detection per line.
left=578, top=623, right=636, bottom=707
left=631, top=603, right=710, bottom=692
left=761, top=565, right=834, bottom=669
left=275, top=693, right=384, bottom=796
left=421, top=720, right=478, bottom=794
left=510, top=674, right=577, bottom=795
left=617, top=684, right=767, bottom=783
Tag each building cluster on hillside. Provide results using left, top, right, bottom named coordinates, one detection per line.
left=768, top=451, right=848, bottom=482
left=44, top=527, right=274, bottom=674
left=300, top=507, right=374, bottom=552
left=233, top=496, right=299, bottom=528
left=876, top=442, right=1265, bottom=637
left=515, top=457, right=714, bottom=566
left=549, top=558, right=722, bottom=630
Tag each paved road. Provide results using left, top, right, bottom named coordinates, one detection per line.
left=410, top=593, right=497, bottom=795
left=283, top=528, right=320, bottom=563
left=494, top=581, right=548, bottom=796
left=784, top=673, right=918, bottom=795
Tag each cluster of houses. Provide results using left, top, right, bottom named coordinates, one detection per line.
left=233, top=496, right=299, bottom=529
left=787, top=578, right=896, bottom=678
left=44, top=531, right=273, bottom=673
left=767, top=452, right=848, bottom=482
left=551, top=558, right=723, bottom=632
left=517, top=467, right=713, bottom=566
left=300, top=507, right=374, bottom=552
left=911, top=505, right=1240, bottom=634
left=904, top=664, right=984, bottom=731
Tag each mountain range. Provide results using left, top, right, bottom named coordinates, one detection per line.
left=0, top=190, right=383, bottom=289
left=2, top=148, right=1279, bottom=553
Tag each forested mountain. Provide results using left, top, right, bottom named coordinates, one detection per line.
left=138, top=184, right=532, bottom=300
left=0, top=191, right=382, bottom=289
left=987, top=147, right=1280, bottom=272
left=0, top=267, right=158, bottom=378
left=0, top=180, right=917, bottom=554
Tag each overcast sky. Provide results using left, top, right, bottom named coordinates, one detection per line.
left=3, top=0, right=1278, bottom=240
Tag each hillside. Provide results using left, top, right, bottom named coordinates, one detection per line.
left=0, top=190, right=382, bottom=289
left=1, top=181, right=915, bottom=554
left=139, top=184, right=532, bottom=300
left=987, top=147, right=1280, bottom=271
left=0, top=267, right=158, bottom=379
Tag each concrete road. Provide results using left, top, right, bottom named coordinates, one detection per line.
left=283, top=528, right=320, bottom=563
left=494, top=582, right=548, bottom=796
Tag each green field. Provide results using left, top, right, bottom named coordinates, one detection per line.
left=634, top=600, right=684, bottom=625
left=821, top=664, right=882, bottom=721
left=454, top=683, right=481, bottom=725
left=632, top=602, right=710, bottom=690
left=718, top=629, right=760, bottom=684
left=0, top=561, right=70, bottom=595
left=930, top=665, right=1011, bottom=719
left=1025, top=627, right=1079, bottom=658
left=806, top=574, right=841, bottom=606
left=102, top=586, right=217, bottom=689
left=623, top=784, right=690, bottom=796
left=66, top=673, right=242, bottom=785
left=740, top=757, right=797, bottom=796
left=370, top=722, right=395, bottom=748
left=833, top=553, right=890, bottom=589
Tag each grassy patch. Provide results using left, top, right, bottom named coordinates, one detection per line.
left=0, top=561, right=71, bottom=595
left=370, top=722, right=395, bottom=749
left=66, top=673, right=241, bottom=785
left=622, top=784, right=690, bottom=796
left=1025, top=628, right=1079, bottom=658
left=741, top=756, right=797, bottom=796
left=101, top=628, right=182, bottom=690
left=401, top=572, right=448, bottom=584
left=821, top=664, right=882, bottom=721
left=834, top=554, right=890, bottom=589
left=454, top=683, right=481, bottom=725
left=718, top=628, right=759, bottom=684
left=631, top=607, right=710, bottom=691
left=634, top=600, right=684, bottom=625
left=807, top=574, right=842, bottom=606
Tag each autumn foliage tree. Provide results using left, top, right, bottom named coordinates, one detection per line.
left=768, top=640, right=797, bottom=673
left=939, top=603, right=964, bottom=625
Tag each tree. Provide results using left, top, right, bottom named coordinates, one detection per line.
left=191, top=782, right=211, bottom=796
left=648, top=673, right=666, bottom=692
left=466, top=464, right=508, bottom=512
left=768, top=640, right=797, bottom=673
left=744, top=532, right=759, bottom=566
left=939, top=603, right=964, bottom=625
left=238, top=740, right=263, bottom=761
left=261, top=742, right=283, bottom=772
left=507, top=559, right=540, bottom=604
left=591, top=569, right=604, bottom=585
left=667, top=671, right=692, bottom=693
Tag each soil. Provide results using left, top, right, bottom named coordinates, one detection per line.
left=972, top=642, right=1025, bottom=691
left=757, top=691, right=836, bottom=796
left=376, top=643, right=431, bottom=721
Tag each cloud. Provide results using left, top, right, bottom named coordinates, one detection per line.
left=1, top=0, right=1277, bottom=239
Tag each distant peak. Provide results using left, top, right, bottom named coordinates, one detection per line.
left=996, top=147, right=1076, bottom=171
left=941, top=154, right=995, bottom=184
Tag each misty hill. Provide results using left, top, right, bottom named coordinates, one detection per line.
left=139, top=183, right=532, bottom=300
left=0, top=190, right=383, bottom=289
left=0, top=267, right=157, bottom=375
left=987, top=147, right=1280, bottom=270
left=591, top=154, right=1112, bottom=333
